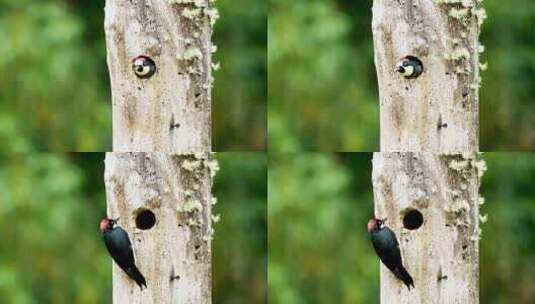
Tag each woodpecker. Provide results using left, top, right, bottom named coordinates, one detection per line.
left=368, top=217, right=414, bottom=290
left=100, top=217, right=147, bottom=289
left=395, top=56, right=423, bottom=79
left=132, top=55, right=156, bottom=79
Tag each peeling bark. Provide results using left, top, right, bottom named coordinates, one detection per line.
left=105, top=0, right=217, bottom=152
left=104, top=153, right=216, bottom=303
left=372, top=152, right=483, bottom=304
left=372, top=0, right=484, bottom=152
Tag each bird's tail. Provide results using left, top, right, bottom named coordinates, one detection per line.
left=394, top=266, right=414, bottom=290
left=128, top=266, right=147, bottom=289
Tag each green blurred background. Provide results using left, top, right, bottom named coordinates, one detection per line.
left=269, top=0, right=535, bottom=151
left=0, top=152, right=266, bottom=303
left=0, top=0, right=266, bottom=152
left=268, top=153, right=535, bottom=303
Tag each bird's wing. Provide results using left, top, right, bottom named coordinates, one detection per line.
left=372, top=227, right=403, bottom=272
left=103, top=227, right=137, bottom=272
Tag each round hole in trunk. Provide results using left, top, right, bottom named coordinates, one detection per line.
left=135, top=209, right=156, bottom=230
left=403, top=209, right=423, bottom=230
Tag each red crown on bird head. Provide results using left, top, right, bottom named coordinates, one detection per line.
left=367, top=217, right=386, bottom=232
left=100, top=217, right=118, bottom=232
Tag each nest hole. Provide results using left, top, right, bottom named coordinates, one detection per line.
left=403, top=209, right=424, bottom=230
left=135, top=209, right=156, bottom=230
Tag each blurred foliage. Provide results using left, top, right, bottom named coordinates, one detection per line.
left=268, top=153, right=377, bottom=303
left=0, top=153, right=266, bottom=303
left=213, top=153, right=267, bottom=303
left=269, top=0, right=535, bottom=151
left=481, top=153, right=535, bottom=303
left=0, top=0, right=266, bottom=151
left=269, top=153, right=535, bottom=303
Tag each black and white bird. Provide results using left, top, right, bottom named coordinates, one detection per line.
left=395, top=56, right=424, bottom=79
left=100, top=217, right=147, bottom=289
left=368, top=217, right=415, bottom=290
left=132, top=55, right=156, bottom=79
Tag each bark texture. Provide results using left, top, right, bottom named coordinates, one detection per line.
left=104, top=0, right=217, bottom=152
left=372, top=0, right=485, bottom=152
left=372, top=152, right=484, bottom=304
left=104, top=153, right=217, bottom=303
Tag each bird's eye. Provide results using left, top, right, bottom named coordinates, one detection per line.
left=132, top=56, right=156, bottom=79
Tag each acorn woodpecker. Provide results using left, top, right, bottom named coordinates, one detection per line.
left=368, top=217, right=415, bottom=290
left=395, top=56, right=423, bottom=79
left=100, top=217, right=147, bottom=289
left=132, top=55, right=156, bottom=79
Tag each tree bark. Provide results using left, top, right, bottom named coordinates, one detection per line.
left=104, top=152, right=217, bottom=303
left=372, top=152, right=484, bottom=304
left=372, top=0, right=485, bottom=152
left=104, top=0, right=217, bottom=152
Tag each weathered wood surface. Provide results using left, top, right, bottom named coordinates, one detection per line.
left=372, top=0, right=485, bottom=152
left=105, top=153, right=218, bottom=303
left=105, top=0, right=218, bottom=152
left=372, top=152, right=484, bottom=304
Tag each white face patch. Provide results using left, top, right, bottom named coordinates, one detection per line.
left=134, top=59, right=151, bottom=76
left=403, top=65, right=414, bottom=77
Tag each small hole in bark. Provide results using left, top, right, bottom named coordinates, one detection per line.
left=403, top=209, right=424, bottom=230
left=135, top=209, right=156, bottom=230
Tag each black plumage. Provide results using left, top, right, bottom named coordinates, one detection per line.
left=368, top=218, right=414, bottom=290
left=100, top=218, right=147, bottom=289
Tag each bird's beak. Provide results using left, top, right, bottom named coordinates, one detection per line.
left=395, top=66, right=404, bottom=73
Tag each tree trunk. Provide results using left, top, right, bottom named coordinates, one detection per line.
left=104, top=153, right=217, bottom=303
left=372, top=152, right=484, bottom=303
left=104, top=0, right=217, bottom=152
left=372, top=0, right=485, bottom=152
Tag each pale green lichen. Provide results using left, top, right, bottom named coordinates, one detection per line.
left=174, top=153, right=220, bottom=241
left=204, top=7, right=220, bottom=26
left=446, top=199, right=470, bottom=213
left=436, top=0, right=486, bottom=77
left=446, top=47, right=471, bottom=61
left=182, top=159, right=202, bottom=171
left=169, top=0, right=207, bottom=7
left=178, top=199, right=203, bottom=213
left=449, top=158, right=470, bottom=171
left=479, top=214, right=488, bottom=223
left=449, top=8, right=470, bottom=19
left=443, top=153, right=486, bottom=229
left=472, top=7, right=487, bottom=26
left=182, top=7, right=202, bottom=20
left=205, top=158, right=220, bottom=178
left=473, top=157, right=487, bottom=178
left=183, top=47, right=204, bottom=61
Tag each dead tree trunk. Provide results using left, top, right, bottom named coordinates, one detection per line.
left=372, top=153, right=484, bottom=303
left=104, top=0, right=218, bottom=152
left=371, top=1, right=486, bottom=301
left=372, top=0, right=485, bottom=152
left=104, top=153, right=217, bottom=303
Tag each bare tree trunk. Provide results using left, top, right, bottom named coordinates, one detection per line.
left=104, top=153, right=217, bottom=303
left=372, top=0, right=485, bottom=152
left=372, top=152, right=484, bottom=303
left=104, top=0, right=218, bottom=152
